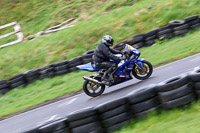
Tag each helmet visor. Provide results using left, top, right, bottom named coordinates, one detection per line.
left=107, top=39, right=114, bottom=44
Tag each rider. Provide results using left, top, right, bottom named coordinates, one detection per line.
left=93, top=35, right=125, bottom=85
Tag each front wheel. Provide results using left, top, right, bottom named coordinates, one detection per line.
left=132, top=60, right=153, bottom=80
left=83, top=80, right=105, bottom=97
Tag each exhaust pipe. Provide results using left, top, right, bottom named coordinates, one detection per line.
left=83, top=76, right=102, bottom=84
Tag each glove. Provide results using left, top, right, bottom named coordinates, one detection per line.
left=121, top=51, right=126, bottom=55
left=119, top=56, right=126, bottom=60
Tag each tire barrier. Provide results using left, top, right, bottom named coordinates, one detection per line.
left=0, top=80, right=10, bottom=94
left=121, top=14, right=200, bottom=51
left=67, top=107, right=103, bottom=133
left=156, top=74, right=195, bottom=109
left=157, top=25, right=174, bottom=39
left=0, top=15, right=200, bottom=95
left=188, top=67, right=200, bottom=99
left=21, top=67, right=200, bottom=133
left=39, top=65, right=55, bottom=79
left=24, top=69, right=40, bottom=85
left=53, top=60, right=69, bottom=76
left=9, top=74, right=25, bottom=89
left=38, top=118, right=69, bottom=133
left=127, top=85, right=160, bottom=119
left=95, top=98, right=131, bottom=132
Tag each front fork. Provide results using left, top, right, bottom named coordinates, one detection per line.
left=135, top=59, right=144, bottom=69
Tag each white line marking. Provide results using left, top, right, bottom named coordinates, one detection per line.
left=0, top=94, right=82, bottom=123
left=57, top=98, right=77, bottom=108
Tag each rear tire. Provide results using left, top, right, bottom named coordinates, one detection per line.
left=132, top=60, right=153, bottom=80
left=83, top=80, right=105, bottom=97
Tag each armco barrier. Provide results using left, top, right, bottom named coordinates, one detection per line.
left=0, top=15, right=200, bottom=95
left=21, top=67, right=200, bottom=133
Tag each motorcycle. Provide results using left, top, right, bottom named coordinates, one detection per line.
left=76, top=44, right=153, bottom=97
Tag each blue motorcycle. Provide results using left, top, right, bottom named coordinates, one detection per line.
left=77, top=44, right=153, bottom=97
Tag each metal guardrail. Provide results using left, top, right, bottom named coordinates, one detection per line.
left=0, top=22, right=24, bottom=49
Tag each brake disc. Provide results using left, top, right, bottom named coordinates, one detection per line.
left=136, top=65, right=147, bottom=75
left=90, top=82, right=99, bottom=91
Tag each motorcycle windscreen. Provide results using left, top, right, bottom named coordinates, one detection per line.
left=76, top=63, right=100, bottom=72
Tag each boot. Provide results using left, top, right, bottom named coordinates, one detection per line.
left=101, top=72, right=110, bottom=85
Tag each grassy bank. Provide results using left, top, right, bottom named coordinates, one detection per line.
left=115, top=101, right=200, bottom=133
left=0, top=0, right=200, bottom=79
left=0, top=28, right=200, bottom=118
left=0, top=0, right=138, bottom=45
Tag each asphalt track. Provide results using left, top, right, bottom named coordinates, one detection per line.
left=0, top=53, right=200, bottom=133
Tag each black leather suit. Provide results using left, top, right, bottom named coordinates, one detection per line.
left=93, top=42, right=121, bottom=79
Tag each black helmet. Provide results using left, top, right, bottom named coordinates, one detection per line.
left=102, top=35, right=114, bottom=47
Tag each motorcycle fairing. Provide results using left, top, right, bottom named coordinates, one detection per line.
left=114, top=58, right=144, bottom=81
left=76, top=63, right=100, bottom=72
left=135, top=59, right=145, bottom=68
left=115, top=60, right=133, bottom=80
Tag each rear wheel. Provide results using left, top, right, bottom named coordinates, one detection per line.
left=132, top=60, right=153, bottom=80
left=83, top=79, right=105, bottom=97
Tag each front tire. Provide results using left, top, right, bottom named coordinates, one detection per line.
left=132, top=60, right=153, bottom=80
left=83, top=80, right=105, bottom=97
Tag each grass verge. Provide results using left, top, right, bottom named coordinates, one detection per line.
left=0, top=28, right=200, bottom=118
left=115, top=101, right=200, bottom=133
left=0, top=71, right=90, bottom=118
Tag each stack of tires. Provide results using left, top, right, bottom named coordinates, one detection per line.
left=156, top=74, right=195, bottom=110
left=188, top=67, right=200, bottom=99
left=67, top=107, right=103, bottom=133
left=113, top=41, right=127, bottom=51
left=81, top=50, right=94, bottom=64
left=39, top=65, right=55, bottom=79
left=144, top=29, right=158, bottom=47
left=184, top=15, right=200, bottom=30
left=169, top=20, right=189, bottom=37
left=127, top=85, right=160, bottom=119
left=157, top=25, right=174, bottom=39
left=38, top=118, right=69, bottom=133
left=53, top=60, right=69, bottom=76
left=9, top=74, right=25, bottom=89
left=23, top=68, right=40, bottom=84
left=96, top=97, right=131, bottom=133
left=68, top=56, right=82, bottom=72
left=0, top=80, right=10, bottom=95
left=128, top=34, right=145, bottom=49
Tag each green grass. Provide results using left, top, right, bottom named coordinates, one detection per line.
left=0, top=71, right=90, bottom=117
left=0, top=0, right=200, bottom=79
left=140, top=29, right=200, bottom=65
left=0, top=28, right=200, bottom=118
left=115, top=101, right=200, bottom=133
left=0, top=0, right=138, bottom=42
